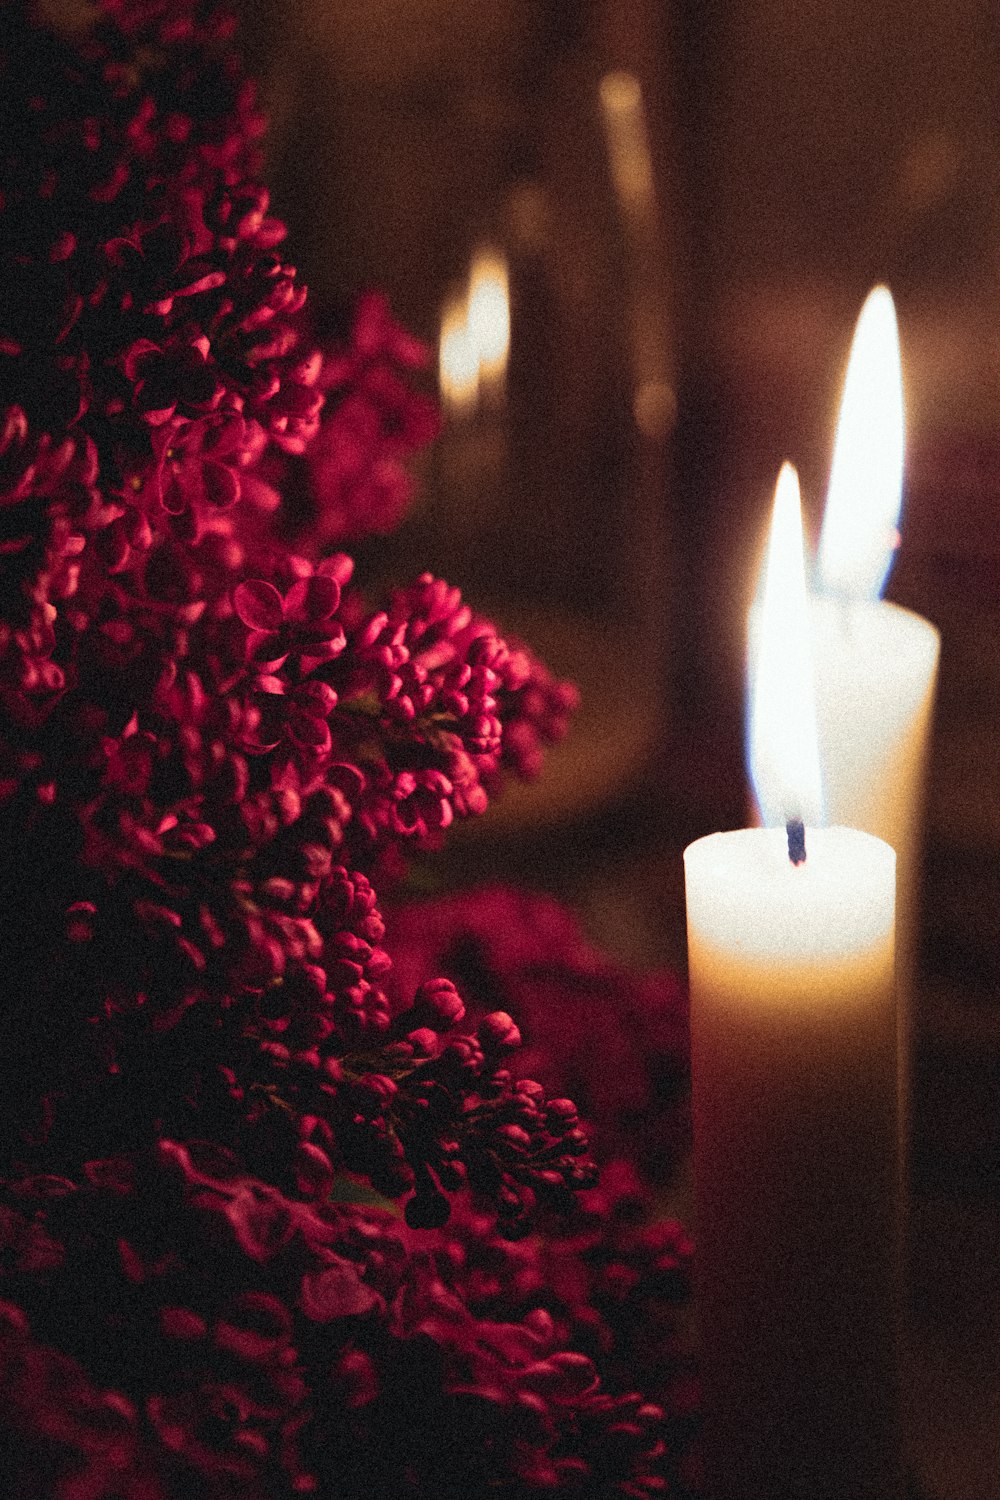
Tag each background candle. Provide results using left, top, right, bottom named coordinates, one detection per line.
left=812, top=285, right=940, bottom=1124
left=689, top=464, right=903, bottom=1500
left=750, top=292, right=940, bottom=1135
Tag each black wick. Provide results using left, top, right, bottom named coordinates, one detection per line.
left=786, top=817, right=806, bottom=866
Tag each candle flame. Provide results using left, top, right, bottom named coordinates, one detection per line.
left=466, top=247, right=510, bottom=389
left=440, top=249, right=510, bottom=417
left=749, top=463, right=824, bottom=829
left=817, top=285, right=904, bottom=600
left=439, top=293, right=479, bottom=418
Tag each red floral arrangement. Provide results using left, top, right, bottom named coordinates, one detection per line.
left=0, top=2, right=697, bottom=1493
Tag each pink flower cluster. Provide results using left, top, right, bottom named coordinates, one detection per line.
left=0, top=1, right=698, bottom=1495
left=0, top=0, right=438, bottom=718
left=0, top=1146, right=692, bottom=1498
left=303, top=291, right=441, bottom=545
left=386, top=884, right=690, bottom=1181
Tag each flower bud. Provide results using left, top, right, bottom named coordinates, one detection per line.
left=412, top=976, right=465, bottom=1031
left=478, top=1011, right=521, bottom=1052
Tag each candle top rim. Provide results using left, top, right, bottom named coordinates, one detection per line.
left=685, top=823, right=895, bottom=863
left=806, top=594, right=940, bottom=644
left=684, top=826, right=896, bottom=966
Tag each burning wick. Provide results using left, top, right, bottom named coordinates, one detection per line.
left=786, top=818, right=806, bottom=866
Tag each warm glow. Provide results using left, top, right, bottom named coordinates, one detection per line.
left=749, top=463, right=824, bottom=828
left=439, top=248, right=511, bottom=416
left=817, top=285, right=904, bottom=599
left=599, top=70, right=655, bottom=216
left=439, top=294, right=478, bottom=417
left=633, top=378, right=676, bottom=440
left=466, top=247, right=510, bottom=389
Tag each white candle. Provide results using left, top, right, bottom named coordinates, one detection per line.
left=687, top=465, right=902, bottom=1500
left=811, top=596, right=938, bottom=1002
left=812, top=285, right=939, bottom=1115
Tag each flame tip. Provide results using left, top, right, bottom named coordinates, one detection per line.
left=817, top=287, right=904, bottom=600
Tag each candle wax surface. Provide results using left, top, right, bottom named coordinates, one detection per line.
left=684, top=824, right=895, bottom=978
left=810, top=598, right=939, bottom=859
left=810, top=597, right=939, bottom=1148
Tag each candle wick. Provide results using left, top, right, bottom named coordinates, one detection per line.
left=786, top=818, right=806, bottom=865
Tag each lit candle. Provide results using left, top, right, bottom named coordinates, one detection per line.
left=435, top=256, right=510, bottom=545
left=686, top=464, right=902, bottom=1500
left=812, top=285, right=940, bottom=1111
left=439, top=290, right=479, bottom=419
left=465, top=246, right=510, bottom=402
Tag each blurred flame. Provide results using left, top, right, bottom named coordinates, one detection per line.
left=439, top=293, right=479, bottom=417
left=466, top=247, right=510, bottom=390
left=817, top=285, right=904, bottom=599
left=599, top=70, right=655, bottom=216
left=439, top=247, right=510, bottom=418
left=749, top=464, right=824, bottom=827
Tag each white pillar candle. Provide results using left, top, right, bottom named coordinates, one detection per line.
left=813, top=284, right=940, bottom=1124
left=688, top=465, right=902, bottom=1500
left=686, top=825, right=901, bottom=1500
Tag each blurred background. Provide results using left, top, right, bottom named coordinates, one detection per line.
left=237, top=2, right=1000, bottom=1493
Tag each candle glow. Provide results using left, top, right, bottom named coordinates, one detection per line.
left=817, top=285, right=904, bottom=600
left=439, top=249, right=510, bottom=417
left=749, top=462, right=824, bottom=831
left=599, top=70, right=655, bottom=218
left=466, top=247, right=510, bottom=389
left=439, top=293, right=479, bottom=417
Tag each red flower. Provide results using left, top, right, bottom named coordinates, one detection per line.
left=305, top=292, right=440, bottom=545
left=151, top=411, right=260, bottom=527
left=0, top=7, right=692, bottom=1496
left=246, top=676, right=338, bottom=758
left=121, top=334, right=224, bottom=426
left=232, top=566, right=345, bottom=670
left=105, top=223, right=226, bottom=325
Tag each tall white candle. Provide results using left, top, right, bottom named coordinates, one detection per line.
left=687, top=465, right=902, bottom=1500
left=812, top=285, right=939, bottom=1122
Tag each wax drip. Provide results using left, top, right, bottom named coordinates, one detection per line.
left=786, top=818, right=806, bottom=865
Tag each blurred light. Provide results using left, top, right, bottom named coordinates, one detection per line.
left=599, top=70, right=654, bottom=216
left=633, top=378, right=676, bottom=440
left=466, top=246, right=510, bottom=391
left=508, top=182, right=549, bottom=253
left=439, top=293, right=479, bottom=417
